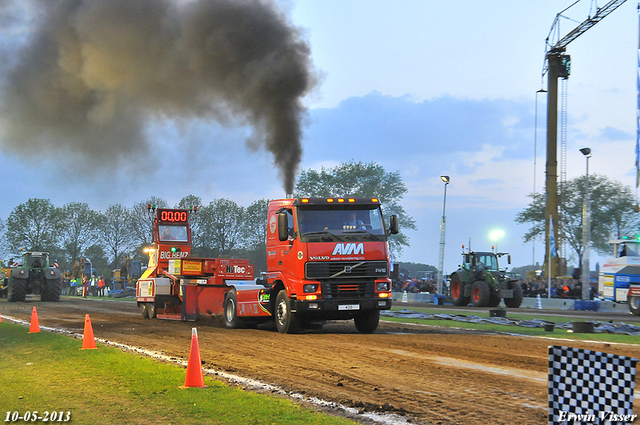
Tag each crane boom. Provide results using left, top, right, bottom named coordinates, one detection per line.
left=548, top=0, right=627, bottom=55
left=542, top=0, right=627, bottom=280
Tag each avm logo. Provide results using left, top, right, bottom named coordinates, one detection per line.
left=332, top=243, right=364, bottom=256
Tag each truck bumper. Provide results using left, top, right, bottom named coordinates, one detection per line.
left=293, top=297, right=391, bottom=319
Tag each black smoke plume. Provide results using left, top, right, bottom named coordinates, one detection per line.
left=0, top=0, right=316, bottom=193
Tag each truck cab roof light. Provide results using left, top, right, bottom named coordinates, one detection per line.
left=337, top=198, right=344, bottom=203
left=301, top=199, right=309, bottom=203
left=372, top=198, right=379, bottom=203
left=348, top=198, right=355, bottom=202
left=327, top=199, right=334, bottom=203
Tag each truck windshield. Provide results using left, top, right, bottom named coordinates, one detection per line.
left=297, top=207, right=386, bottom=241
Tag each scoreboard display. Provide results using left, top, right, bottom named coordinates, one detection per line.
left=157, top=209, right=188, bottom=223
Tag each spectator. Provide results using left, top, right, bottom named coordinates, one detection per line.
left=97, top=276, right=106, bottom=297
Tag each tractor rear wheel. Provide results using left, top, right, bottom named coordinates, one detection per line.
left=504, top=281, right=524, bottom=308
left=8, top=277, right=26, bottom=302
left=450, top=275, right=470, bottom=306
left=41, top=278, right=61, bottom=302
left=354, top=310, right=380, bottom=334
left=275, top=290, right=299, bottom=334
left=471, top=281, right=490, bottom=307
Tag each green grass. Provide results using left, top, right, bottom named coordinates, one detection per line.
left=0, top=322, right=354, bottom=425
left=382, top=306, right=640, bottom=344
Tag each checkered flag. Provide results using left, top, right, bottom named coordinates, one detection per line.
left=548, top=345, right=637, bottom=424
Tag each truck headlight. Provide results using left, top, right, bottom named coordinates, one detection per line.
left=376, top=282, right=389, bottom=291
left=303, top=284, right=319, bottom=293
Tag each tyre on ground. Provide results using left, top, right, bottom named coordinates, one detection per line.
left=354, top=309, right=380, bottom=334
left=504, top=280, right=524, bottom=308
left=275, top=290, right=299, bottom=334
left=629, top=296, right=640, bottom=316
left=140, top=303, right=150, bottom=319
left=8, top=277, right=26, bottom=302
left=450, top=274, right=470, bottom=306
left=471, top=280, right=490, bottom=307
left=41, top=278, right=61, bottom=302
left=224, top=291, right=245, bottom=329
left=488, top=290, right=502, bottom=307
left=147, top=302, right=157, bottom=319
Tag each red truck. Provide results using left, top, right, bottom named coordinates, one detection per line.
left=136, top=197, right=398, bottom=333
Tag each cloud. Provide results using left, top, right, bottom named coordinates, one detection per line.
left=599, top=126, right=631, bottom=141
left=305, top=91, right=535, bottom=166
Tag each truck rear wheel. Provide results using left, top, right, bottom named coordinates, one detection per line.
left=275, top=290, right=299, bottom=334
left=471, top=281, right=490, bottom=307
left=147, top=302, right=157, bottom=319
left=629, top=296, right=640, bottom=316
left=8, top=277, right=26, bottom=302
left=140, top=303, right=150, bottom=319
left=450, top=275, right=470, bottom=306
left=354, top=310, right=380, bottom=334
left=224, top=291, right=245, bottom=329
left=41, top=278, right=61, bottom=302
left=504, top=281, right=523, bottom=308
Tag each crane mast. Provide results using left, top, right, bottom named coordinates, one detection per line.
left=542, top=0, right=627, bottom=278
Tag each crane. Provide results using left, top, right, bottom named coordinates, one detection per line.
left=541, top=0, right=627, bottom=280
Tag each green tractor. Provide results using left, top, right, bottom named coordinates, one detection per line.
left=7, top=251, right=62, bottom=302
left=449, top=250, right=523, bottom=308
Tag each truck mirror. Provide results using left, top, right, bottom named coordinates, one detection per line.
left=388, top=215, right=399, bottom=235
left=508, top=255, right=511, bottom=265
left=277, top=212, right=289, bottom=241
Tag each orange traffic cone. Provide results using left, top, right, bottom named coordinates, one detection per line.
left=0, top=308, right=2, bottom=323
left=81, top=314, right=97, bottom=350
left=29, top=307, right=40, bottom=333
left=180, top=328, right=206, bottom=388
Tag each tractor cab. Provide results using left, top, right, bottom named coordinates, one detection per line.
left=464, top=251, right=498, bottom=271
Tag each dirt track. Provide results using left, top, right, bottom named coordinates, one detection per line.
left=2, top=296, right=640, bottom=425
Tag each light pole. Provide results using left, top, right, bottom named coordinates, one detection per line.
left=436, top=176, right=450, bottom=295
left=490, top=230, right=505, bottom=253
left=580, top=147, right=591, bottom=300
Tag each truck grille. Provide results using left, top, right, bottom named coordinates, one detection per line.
left=305, top=261, right=388, bottom=280
left=321, top=280, right=375, bottom=299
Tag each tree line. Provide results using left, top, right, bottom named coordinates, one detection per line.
left=1, top=196, right=270, bottom=278
left=0, top=161, right=416, bottom=278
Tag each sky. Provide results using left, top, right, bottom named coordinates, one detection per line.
left=0, top=0, right=638, bottom=275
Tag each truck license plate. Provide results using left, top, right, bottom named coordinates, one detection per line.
left=338, top=304, right=360, bottom=311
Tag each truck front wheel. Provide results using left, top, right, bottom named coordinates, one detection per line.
left=354, top=310, right=380, bottom=334
left=275, top=290, right=299, bottom=334
left=629, top=296, right=640, bottom=316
